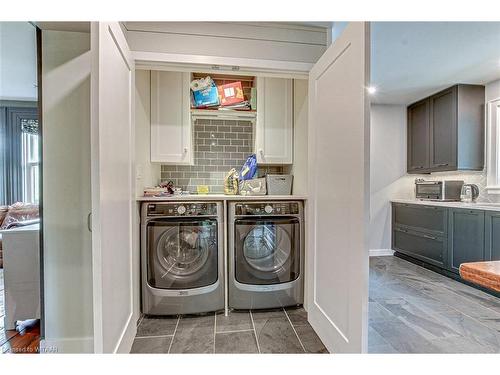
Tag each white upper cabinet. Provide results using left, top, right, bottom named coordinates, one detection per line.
left=255, top=77, right=293, bottom=164
left=150, top=71, right=192, bottom=164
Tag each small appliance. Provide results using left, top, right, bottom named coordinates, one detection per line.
left=460, top=184, right=480, bottom=203
left=415, top=179, right=464, bottom=201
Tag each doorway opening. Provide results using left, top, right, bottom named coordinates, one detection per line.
left=0, top=21, right=42, bottom=353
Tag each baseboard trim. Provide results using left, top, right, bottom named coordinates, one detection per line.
left=114, top=312, right=137, bottom=353
left=369, top=249, right=395, bottom=257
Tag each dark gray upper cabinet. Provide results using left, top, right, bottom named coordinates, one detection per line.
left=429, top=86, right=457, bottom=171
left=484, top=211, right=500, bottom=261
left=407, top=84, right=485, bottom=174
left=407, top=99, right=430, bottom=173
left=448, top=208, right=485, bottom=274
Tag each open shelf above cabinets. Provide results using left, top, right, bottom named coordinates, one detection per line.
left=190, top=72, right=257, bottom=118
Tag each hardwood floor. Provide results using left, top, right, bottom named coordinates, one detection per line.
left=0, top=269, right=40, bottom=354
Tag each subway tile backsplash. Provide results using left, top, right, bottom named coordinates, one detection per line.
left=160, top=119, right=283, bottom=193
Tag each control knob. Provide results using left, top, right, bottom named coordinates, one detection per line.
left=264, top=205, right=274, bottom=214
left=177, top=205, right=187, bottom=215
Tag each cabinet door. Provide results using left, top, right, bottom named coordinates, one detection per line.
left=448, top=209, right=485, bottom=274
left=485, top=211, right=500, bottom=261
left=407, top=99, right=430, bottom=173
left=255, top=77, right=293, bottom=164
left=393, top=226, right=446, bottom=268
left=392, top=203, right=447, bottom=235
left=429, top=86, right=457, bottom=171
left=150, top=71, right=192, bottom=164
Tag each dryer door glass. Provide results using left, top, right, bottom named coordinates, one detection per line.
left=235, top=218, right=300, bottom=285
left=147, top=219, right=218, bottom=289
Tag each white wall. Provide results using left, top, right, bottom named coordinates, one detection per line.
left=369, top=104, right=407, bottom=251
left=42, top=30, right=93, bottom=352
left=0, top=22, right=37, bottom=101
left=135, top=70, right=161, bottom=195
left=486, top=78, right=500, bottom=102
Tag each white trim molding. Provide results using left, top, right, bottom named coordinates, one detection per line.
left=369, top=249, right=395, bottom=257
left=486, top=97, right=500, bottom=190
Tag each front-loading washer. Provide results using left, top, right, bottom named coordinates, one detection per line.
left=228, top=201, right=304, bottom=309
left=141, top=201, right=224, bottom=315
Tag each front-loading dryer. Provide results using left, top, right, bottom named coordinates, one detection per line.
left=228, top=201, right=304, bottom=309
left=141, top=201, right=224, bottom=315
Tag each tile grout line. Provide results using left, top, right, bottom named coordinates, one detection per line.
left=213, top=312, right=217, bottom=354
left=135, top=334, right=174, bottom=339
left=167, top=315, right=180, bottom=354
left=215, top=328, right=255, bottom=334
left=249, top=310, right=261, bottom=354
left=136, top=314, right=145, bottom=329
left=283, top=308, right=306, bottom=353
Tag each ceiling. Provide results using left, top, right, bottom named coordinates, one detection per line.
left=371, top=22, right=500, bottom=105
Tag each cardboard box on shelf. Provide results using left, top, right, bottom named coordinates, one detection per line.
left=217, top=82, right=245, bottom=106
left=192, top=85, right=220, bottom=108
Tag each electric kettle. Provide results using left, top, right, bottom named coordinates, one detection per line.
left=460, top=184, right=479, bottom=203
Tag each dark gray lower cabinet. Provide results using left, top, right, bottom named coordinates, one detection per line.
left=448, top=208, right=485, bottom=274
left=392, top=203, right=493, bottom=278
left=392, top=203, right=447, bottom=268
left=393, top=226, right=446, bottom=268
left=485, top=211, right=500, bottom=261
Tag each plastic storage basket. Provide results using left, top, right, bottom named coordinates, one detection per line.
left=266, top=175, right=293, bottom=195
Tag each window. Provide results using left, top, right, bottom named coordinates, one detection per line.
left=21, top=118, right=40, bottom=203
left=486, top=98, right=500, bottom=193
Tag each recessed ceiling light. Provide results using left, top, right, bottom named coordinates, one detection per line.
left=367, top=86, right=377, bottom=95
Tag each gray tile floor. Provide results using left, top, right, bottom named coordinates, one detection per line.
left=131, top=255, right=500, bottom=354
left=369, top=256, right=500, bottom=353
left=131, top=307, right=328, bottom=354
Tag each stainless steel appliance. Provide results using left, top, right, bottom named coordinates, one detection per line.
left=460, top=184, right=480, bottom=203
left=415, top=179, right=464, bottom=201
left=141, top=201, right=224, bottom=315
left=228, top=201, right=304, bottom=309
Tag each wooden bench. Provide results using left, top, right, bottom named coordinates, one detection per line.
left=459, top=261, right=500, bottom=292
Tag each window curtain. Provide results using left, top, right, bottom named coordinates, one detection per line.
left=0, top=106, right=38, bottom=205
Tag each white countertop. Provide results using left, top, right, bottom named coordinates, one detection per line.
left=391, top=199, right=500, bottom=212
left=136, top=194, right=307, bottom=202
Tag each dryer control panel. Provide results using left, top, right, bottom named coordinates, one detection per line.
left=147, top=202, right=218, bottom=217
left=235, top=202, right=300, bottom=216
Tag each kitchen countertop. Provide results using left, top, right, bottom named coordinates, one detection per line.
left=459, top=261, right=500, bottom=292
left=136, top=194, right=307, bottom=202
left=391, top=198, right=500, bottom=212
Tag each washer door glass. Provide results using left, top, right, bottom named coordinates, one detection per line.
left=235, top=218, right=300, bottom=285
left=243, top=225, right=292, bottom=272
left=147, top=219, right=218, bottom=289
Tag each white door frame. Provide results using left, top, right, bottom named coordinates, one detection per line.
left=306, top=22, right=370, bottom=353
left=91, top=21, right=136, bottom=354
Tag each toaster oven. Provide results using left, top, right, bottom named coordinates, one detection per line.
left=415, top=179, right=464, bottom=201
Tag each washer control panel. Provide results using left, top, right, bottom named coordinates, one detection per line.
left=235, top=202, right=300, bottom=216
left=147, top=203, right=218, bottom=217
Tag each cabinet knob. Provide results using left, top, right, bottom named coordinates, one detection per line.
left=183, top=147, right=188, bottom=154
